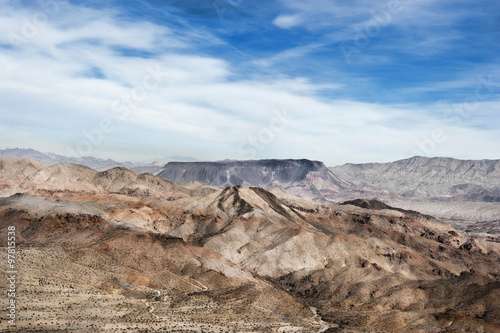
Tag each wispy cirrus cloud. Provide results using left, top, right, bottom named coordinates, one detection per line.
left=0, top=0, right=499, bottom=165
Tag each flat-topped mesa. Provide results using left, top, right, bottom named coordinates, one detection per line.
left=157, top=159, right=348, bottom=199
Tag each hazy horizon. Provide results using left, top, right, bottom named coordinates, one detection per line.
left=3, top=146, right=500, bottom=168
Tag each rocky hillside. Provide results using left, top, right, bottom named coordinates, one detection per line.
left=157, top=159, right=348, bottom=199
left=331, top=156, right=500, bottom=200
left=330, top=156, right=500, bottom=236
left=0, top=157, right=200, bottom=201
left=1, top=157, right=499, bottom=332
left=0, top=194, right=313, bottom=332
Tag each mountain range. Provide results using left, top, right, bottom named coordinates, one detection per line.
left=156, top=157, right=500, bottom=238
left=331, top=157, right=500, bottom=238
left=0, top=148, right=165, bottom=174
left=331, top=156, right=500, bottom=201
left=6, top=148, right=499, bottom=202
left=0, top=156, right=499, bottom=332
left=2, top=148, right=499, bottom=238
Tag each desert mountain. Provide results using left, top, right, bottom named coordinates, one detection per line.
left=8, top=149, right=500, bottom=204
left=5, top=151, right=497, bottom=238
left=1, top=157, right=499, bottom=332
left=154, top=157, right=500, bottom=238
left=331, top=156, right=500, bottom=238
left=331, top=156, right=500, bottom=200
left=153, top=185, right=500, bottom=331
left=0, top=148, right=164, bottom=174
left=157, top=159, right=348, bottom=199
left=0, top=193, right=313, bottom=332
left=0, top=157, right=196, bottom=201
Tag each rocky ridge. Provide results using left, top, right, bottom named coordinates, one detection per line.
left=331, top=156, right=500, bottom=200
left=0, top=157, right=499, bottom=332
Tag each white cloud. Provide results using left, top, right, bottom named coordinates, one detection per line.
left=0, top=1, right=498, bottom=166
left=273, top=14, right=302, bottom=29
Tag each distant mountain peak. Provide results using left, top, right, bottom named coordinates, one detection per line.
left=332, top=156, right=500, bottom=199
left=0, top=148, right=164, bottom=174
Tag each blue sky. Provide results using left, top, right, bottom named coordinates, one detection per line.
left=0, top=0, right=499, bottom=165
